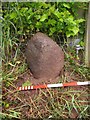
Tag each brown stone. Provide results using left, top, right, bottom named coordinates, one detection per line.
left=25, top=32, right=64, bottom=80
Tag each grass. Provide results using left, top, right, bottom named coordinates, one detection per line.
left=2, top=49, right=90, bottom=119
left=2, top=86, right=89, bottom=119
left=1, top=22, right=90, bottom=119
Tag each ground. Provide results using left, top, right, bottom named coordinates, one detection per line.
left=2, top=59, right=90, bottom=119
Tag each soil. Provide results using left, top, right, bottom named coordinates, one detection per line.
left=2, top=66, right=90, bottom=119
left=16, top=70, right=61, bottom=86
left=13, top=69, right=63, bottom=99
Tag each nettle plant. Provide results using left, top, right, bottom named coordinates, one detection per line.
left=3, top=2, right=86, bottom=40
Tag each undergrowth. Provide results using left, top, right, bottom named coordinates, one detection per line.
left=1, top=2, right=90, bottom=119
left=1, top=21, right=90, bottom=119
left=1, top=27, right=90, bottom=119
left=2, top=39, right=90, bottom=119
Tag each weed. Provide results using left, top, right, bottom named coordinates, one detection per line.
left=2, top=2, right=90, bottom=119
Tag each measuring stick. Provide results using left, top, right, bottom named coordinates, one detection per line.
left=17, top=81, right=90, bottom=91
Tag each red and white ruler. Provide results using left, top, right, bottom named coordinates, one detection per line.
left=17, top=81, right=90, bottom=91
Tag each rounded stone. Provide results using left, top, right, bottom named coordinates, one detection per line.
left=25, top=32, right=64, bottom=80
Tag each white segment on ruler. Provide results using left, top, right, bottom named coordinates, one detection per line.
left=47, top=83, right=63, bottom=88
left=31, top=86, right=33, bottom=89
left=22, top=86, right=25, bottom=90
left=25, top=86, right=27, bottom=90
left=77, top=81, right=90, bottom=85
left=19, top=87, right=22, bottom=90
left=28, top=86, right=31, bottom=90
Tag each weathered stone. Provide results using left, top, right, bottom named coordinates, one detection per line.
left=25, top=32, right=64, bottom=80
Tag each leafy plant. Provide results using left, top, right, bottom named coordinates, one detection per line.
left=22, top=80, right=32, bottom=87
left=2, top=2, right=86, bottom=39
left=2, top=2, right=89, bottom=120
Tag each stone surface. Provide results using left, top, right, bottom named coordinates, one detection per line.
left=25, top=32, right=64, bottom=80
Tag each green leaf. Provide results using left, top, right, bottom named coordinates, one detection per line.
left=66, top=31, right=75, bottom=37
left=59, top=18, right=63, bottom=22
left=72, top=27, right=79, bottom=35
left=63, top=3, right=70, bottom=9
left=20, top=7, right=28, bottom=13
left=67, top=16, right=74, bottom=22
left=41, top=3, right=51, bottom=8
left=36, top=22, right=42, bottom=28
left=10, top=12, right=17, bottom=19
left=5, top=103, right=9, bottom=108
left=27, top=15, right=31, bottom=20
left=49, top=5, right=55, bottom=13
left=27, top=8, right=32, bottom=14
left=76, top=19, right=85, bottom=23
left=49, top=27, right=56, bottom=36
left=66, top=25, right=79, bottom=37
left=22, top=80, right=32, bottom=87
left=40, top=14, right=48, bottom=22
left=80, top=41, right=85, bottom=47
left=54, top=11, right=61, bottom=18
left=35, top=15, right=41, bottom=20
left=47, top=19, right=56, bottom=26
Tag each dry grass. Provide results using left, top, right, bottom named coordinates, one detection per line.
left=1, top=35, right=90, bottom=119
left=2, top=55, right=90, bottom=119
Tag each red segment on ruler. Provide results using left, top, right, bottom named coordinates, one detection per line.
left=63, top=82, right=77, bottom=87
left=33, top=84, right=47, bottom=89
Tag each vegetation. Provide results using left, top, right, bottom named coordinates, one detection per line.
left=1, top=2, right=90, bottom=119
